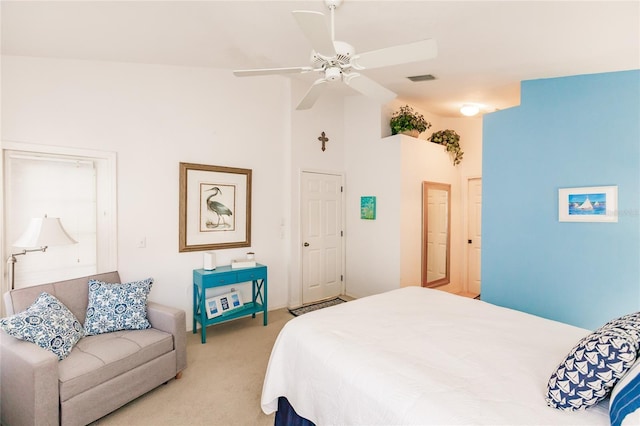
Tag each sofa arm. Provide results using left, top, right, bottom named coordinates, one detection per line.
left=147, top=301, right=187, bottom=374
left=1, top=332, right=60, bottom=426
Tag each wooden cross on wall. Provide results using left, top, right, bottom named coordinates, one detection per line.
left=318, top=131, right=329, bottom=152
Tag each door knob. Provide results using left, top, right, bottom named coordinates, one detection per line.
left=303, top=242, right=310, bottom=247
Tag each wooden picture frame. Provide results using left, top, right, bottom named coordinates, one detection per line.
left=179, top=162, right=252, bottom=252
left=558, top=185, right=618, bottom=223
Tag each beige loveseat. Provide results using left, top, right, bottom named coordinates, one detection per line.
left=0, top=271, right=187, bottom=426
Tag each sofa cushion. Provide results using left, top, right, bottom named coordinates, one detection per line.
left=84, top=278, right=153, bottom=335
left=58, top=328, right=173, bottom=402
left=0, top=292, right=84, bottom=360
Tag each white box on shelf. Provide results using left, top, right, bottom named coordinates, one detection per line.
left=203, top=252, right=216, bottom=270
left=231, top=259, right=256, bottom=269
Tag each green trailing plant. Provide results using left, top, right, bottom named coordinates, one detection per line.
left=390, top=105, right=432, bottom=136
left=429, top=129, right=464, bottom=165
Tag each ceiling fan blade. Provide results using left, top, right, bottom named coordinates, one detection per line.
left=344, top=73, right=397, bottom=104
left=352, top=39, right=437, bottom=70
left=296, top=79, right=328, bottom=110
left=233, top=66, right=313, bottom=77
left=292, top=10, right=336, bottom=58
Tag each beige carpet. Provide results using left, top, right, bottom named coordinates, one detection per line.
left=92, top=308, right=295, bottom=426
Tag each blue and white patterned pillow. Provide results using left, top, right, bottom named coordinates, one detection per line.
left=0, top=292, right=84, bottom=360
left=83, top=278, right=153, bottom=336
left=602, top=312, right=640, bottom=340
left=610, top=358, right=640, bottom=426
left=546, top=326, right=639, bottom=410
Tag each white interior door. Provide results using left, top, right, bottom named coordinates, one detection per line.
left=301, top=171, right=343, bottom=304
left=467, top=178, right=482, bottom=295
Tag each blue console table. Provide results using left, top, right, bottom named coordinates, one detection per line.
left=193, top=264, right=268, bottom=344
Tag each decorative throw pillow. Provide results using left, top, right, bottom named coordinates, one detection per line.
left=601, top=312, right=640, bottom=340
left=610, top=359, right=640, bottom=426
left=546, top=326, right=639, bottom=410
left=0, top=292, right=84, bottom=360
left=83, top=278, right=153, bottom=336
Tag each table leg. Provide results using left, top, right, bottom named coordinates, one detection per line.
left=252, top=280, right=257, bottom=318
left=192, top=283, right=197, bottom=334
left=200, top=297, right=207, bottom=344
left=263, top=278, right=268, bottom=326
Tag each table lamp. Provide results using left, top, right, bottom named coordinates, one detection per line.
left=6, top=215, right=77, bottom=290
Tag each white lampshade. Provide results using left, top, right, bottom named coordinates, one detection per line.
left=13, top=216, right=77, bottom=248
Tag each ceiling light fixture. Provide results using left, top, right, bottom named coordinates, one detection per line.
left=460, top=104, right=480, bottom=117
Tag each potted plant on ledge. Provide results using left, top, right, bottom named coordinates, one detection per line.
left=429, top=129, right=464, bottom=165
left=390, top=105, right=432, bottom=137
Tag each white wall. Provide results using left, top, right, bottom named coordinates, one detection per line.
left=1, top=56, right=293, bottom=328
left=344, top=96, right=402, bottom=299
left=344, top=97, right=482, bottom=298
left=399, top=136, right=459, bottom=291
left=1, top=55, right=484, bottom=324
left=288, top=79, right=345, bottom=308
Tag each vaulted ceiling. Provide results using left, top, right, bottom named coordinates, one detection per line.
left=2, top=1, right=638, bottom=116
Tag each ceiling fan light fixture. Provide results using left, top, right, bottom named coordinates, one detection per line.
left=325, top=67, right=342, bottom=82
left=460, top=104, right=481, bottom=116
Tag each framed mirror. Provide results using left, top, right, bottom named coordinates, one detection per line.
left=422, top=181, right=451, bottom=288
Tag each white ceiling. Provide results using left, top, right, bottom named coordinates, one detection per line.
left=2, top=1, right=639, bottom=117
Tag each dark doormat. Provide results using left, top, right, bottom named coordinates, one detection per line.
left=289, top=297, right=347, bottom=316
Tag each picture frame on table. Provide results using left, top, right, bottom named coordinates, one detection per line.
left=558, top=185, right=618, bottom=223
left=205, top=297, right=223, bottom=319
left=228, top=291, right=244, bottom=309
left=179, top=162, right=252, bottom=252
left=218, top=294, right=232, bottom=313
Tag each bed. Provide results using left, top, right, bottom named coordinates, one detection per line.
left=261, top=286, right=629, bottom=425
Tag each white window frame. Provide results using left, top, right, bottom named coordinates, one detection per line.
left=1, top=141, right=117, bottom=296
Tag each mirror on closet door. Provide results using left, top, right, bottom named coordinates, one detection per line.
left=422, top=181, right=451, bottom=288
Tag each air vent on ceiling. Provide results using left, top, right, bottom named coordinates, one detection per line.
left=407, top=74, right=436, bottom=82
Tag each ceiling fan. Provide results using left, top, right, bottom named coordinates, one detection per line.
left=233, top=0, right=437, bottom=110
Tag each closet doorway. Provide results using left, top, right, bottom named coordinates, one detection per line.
left=467, top=178, right=482, bottom=296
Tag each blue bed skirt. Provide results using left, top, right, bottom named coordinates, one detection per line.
left=274, top=397, right=316, bottom=426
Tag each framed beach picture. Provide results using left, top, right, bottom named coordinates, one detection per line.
left=558, top=185, right=618, bottom=223
left=205, top=297, right=223, bottom=319
left=228, top=291, right=244, bottom=309
left=179, top=162, right=252, bottom=252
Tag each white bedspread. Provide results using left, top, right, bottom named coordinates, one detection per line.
left=261, top=287, right=610, bottom=425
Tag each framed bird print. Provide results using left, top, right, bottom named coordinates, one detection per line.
left=179, top=162, right=252, bottom=252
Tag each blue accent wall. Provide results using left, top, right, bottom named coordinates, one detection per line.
left=482, top=70, right=640, bottom=330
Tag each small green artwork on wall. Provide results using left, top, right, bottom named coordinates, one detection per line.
left=360, top=196, right=376, bottom=220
